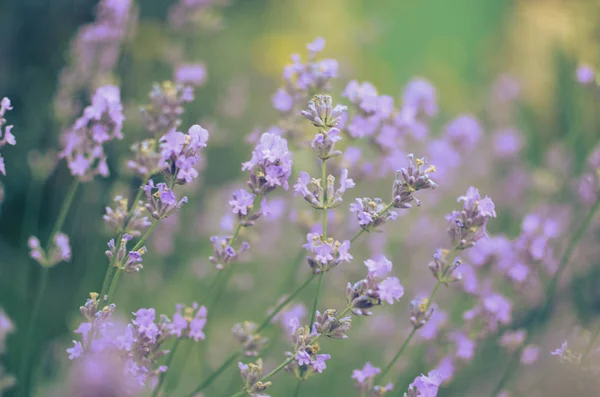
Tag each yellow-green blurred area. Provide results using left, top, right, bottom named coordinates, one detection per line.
left=1, top=0, right=600, bottom=396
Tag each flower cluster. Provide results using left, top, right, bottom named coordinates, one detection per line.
left=103, top=195, right=151, bottom=237
left=143, top=180, right=188, bottom=219
left=160, top=124, right=209, bottom=184
left=272, top=38, right=338, bottom=115
left=169, top=303, right=207, bottom=341
left=232, top=321, right=269, bottom=357
left=243, top=132, right=293, bottom=194
left=350, top=197, right=397, bottom=231
left=294, top=168, right=355, bottom=209
left=59, top=85, right=125, bottom=180
left=140, top=81, right=194, bottom=136
left=285, top=323, right=332, bottom=379
left=346, top=256, right=405, bottom=316
left=238, top=359, right=272, bottom=397
left=352, top=362, right=393, bottom=396
left=404, top=370, right=443, bottom=397
left=304, top=233, right=352, bottom=273
left=105, top=234, right=147, bottom=274
left=392, top=154, right=437, bottom=208
left=0, top=98, right=15, bottom=176
left=313, top=309, right=352, bottom=339
left=28, top=233, right=72, bottom=268
left=0, top=309, right=15, bottom=395
left=209, top=235, right=250, bottom=270
left=54, top=0, right=134, bottom=120
left=127, top=139, right=166, bottom=177
left=428, top=249, right=462, bottom=285
left=446, top=187, right=497, bottom=249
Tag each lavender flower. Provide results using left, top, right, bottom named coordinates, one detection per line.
left=350, top=197, right=397, bottom=231
left=294, top=169, right=355, bottom=209
left=446, top=187, right=497, bottom=249
left=127, top=139, right=167, bottom=177
left=229, top=189, right=265, bottom=226
left=28, top=233, right=72, bottom=268
left=143, top=179, right=188, bottom=219
left=209, top=235, right=250, bottom=270
left=304, top=234, right=353, bottom=273
left=428, top=249, right=462, bottom=285
left=346, top=256, right=404, bottom=315
left=577, top=64, right=595, bottom=85
left=0, top=307, right=15, bottom=393
left=410, top=296, right=436, bottom=329
left=169, top=303, right=207, bottom=341
left=285, top=324, right=332, bottom=379
left=402, top=78, right=438, bottom=118
left=174, top=63, right=207, bottom=87
left=0, top=98, right=15, bottom=176
left=159, top=124, right=209, bottom=184
left=405, top=370, right=443, bottom=397
left=103, top=195, right=151, bottom=237
left=140, top=81, right=194, bottom=136
left=301, top=94, right=347, bottom=130
left=59, top=85, right=125, bottom=181
left=520, top=344, right=540, bottom=365
left=232, top=322, right=268, bottom=357
left=105, top=234, right=146, bottom=273
left=238, top=359, right=272, bottom=397
left=313, top=309, right=352, bottom=339
left=392, top=154, right=437, bottom=208
left=243, top=132, right=293, bottom=194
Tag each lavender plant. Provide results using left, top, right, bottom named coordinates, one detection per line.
left=3, top=6, right=600, bottom=397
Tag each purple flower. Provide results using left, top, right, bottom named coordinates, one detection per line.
left=493, top=128, right=523, bottom=158
left=243, top=132, right=293, bottom=193
left=445, top=115, right=482, bottom=150
left=577, top=64, right=595, bottom=84
left=551, top=341, right=568, bottom=358
left=272, top=88, right=293, bottom=112
left=402, top=78, right=438, bottom=118
left=420, top=310, right=448, bottom=340
left=447, top=187, right=497, bottom=249
left=307, top=37, right=326, bottom=53
left=315, top=243, right=334, bottom=264
left=311, top=354, right=330, bottom=373
left=67, top=341, right=84, bottom=360
left=378, top=277, right=404, bottom=304
left=174, top=63, right=207, bottom=87
left=352, top=362, right=381, bottom=384
left=520, top=345, right=540, bottom=365
left=229, top=189, right=255, bottom=216
left=296, top=350, right=312, bottom=366
left=189, top=306, right=207, bottom=341
left=451, top=332, right=475, bottom=361
left=337, top=240, right=353, bottom=262
left=408, top=370, right=443, bottom=397
left=364, top=256, right=392, bottom=278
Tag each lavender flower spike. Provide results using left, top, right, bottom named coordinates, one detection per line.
left=143, top=179, right=188, bottom=219
left=392, top=154, right=437, bottom=209
left=28, top=233, right=72, bottom=268
left=0, top=97, right=15, bottom=176
left=446, top=187, right=497, bottom=249
left=301, top=94, right=347, bottom=130
left=243, top=132, right=293, bottom=194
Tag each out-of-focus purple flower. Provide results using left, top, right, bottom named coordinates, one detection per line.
left=352, top=362, right=381, bottom=384
left=140, top=81, right=195, bottom=136
left=174, top=63, right=207, bottom=87
left=576, top=64, right=595, bottom=85
left=493, top=128, right=523, bottom=158
left=420, top=310, right=448, bottom=340
left=520, top=344, right=540, bottom=365
left=209, top=235, right=250, bottom=270
left=364, top=256, right=392, bottom=278
left=0, top=97, right=15, bottom=176
left=451, top=332, right=476, bottom=361
left=311, top=354, right=330, bottom=373
left=378, top=277, right=404, bottom=304
left=402, top=78, right=438, bottom=118
left=243, top=132, right=293, bottom=193
left=445, top=115, right=482, bottom=151
left=500, top=329, right=527, bottom=351
left=272, top=88, right=293, bottom=113
left=229, top=189, right=256, bottom=216
left=60, top=85, right=124, bottom=181
left=28, top=232, right=72, bottom=268
left=406, top=370, right=443, bottom=397
left=0, top=308, right=15, bottom=353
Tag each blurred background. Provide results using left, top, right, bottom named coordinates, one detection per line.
left=1, top=0, right=600, bottom=396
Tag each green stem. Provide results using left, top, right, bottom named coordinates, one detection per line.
left=18, top=179, right=80, bottom=397
left=350, top=203, right=393, bottom=243
left=152, top=338, right=181, bottom=397
left=258, top=274, right=317, bottom=332
left=492, top=196, right=600, bottom=395
left=185, top=351, right=241, bottom=397
left=292, top=379, right=303, bottom=397
left=280, top=248, right=307, bottom=294
left=309, top=272, right=324, bottom=329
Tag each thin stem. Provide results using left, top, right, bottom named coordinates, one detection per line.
left=309, top=272, right=324, bottom=329
left=350, top=228, right=365, bottom=243
left=378, top=327, right=417, bottom=382
left=280, top=248, right=307, bottom=294
left=133, top=219, right=160, bottom=251
left=152, top=338, right=181, bottom=397
left=185, top=351, right=241, bottom=397
left=349, top=203, right=393, bottom=243
left=492, top=196, right=600, bottom=395
left=258, top=274, right=317, bottom=332
left=18, top=179, right=80, bottom=397
left=292, top=379, right=303, bottom=397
